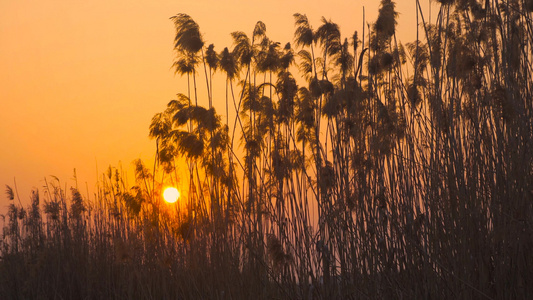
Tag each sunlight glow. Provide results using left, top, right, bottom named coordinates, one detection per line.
left=163, top=187, right=180, bottom=203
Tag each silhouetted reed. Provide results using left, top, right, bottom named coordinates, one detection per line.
left=2, top=1, right=532, bottom=298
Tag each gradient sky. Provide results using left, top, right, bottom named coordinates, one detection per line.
left=0, top=0, right=428, bottom=206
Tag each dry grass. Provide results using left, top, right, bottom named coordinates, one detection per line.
left=2, top=1, right=533, bottom=299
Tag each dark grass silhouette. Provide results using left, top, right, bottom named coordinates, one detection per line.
left=2, top=1, right=533, bottom=298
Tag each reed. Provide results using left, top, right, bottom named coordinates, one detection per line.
left=2, top=0, right=532, bottom=298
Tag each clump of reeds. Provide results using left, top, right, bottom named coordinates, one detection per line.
left=2, top=0, right=533, bottom=298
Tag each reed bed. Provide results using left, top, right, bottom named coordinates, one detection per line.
left=2, top=0, right=532, bottom=299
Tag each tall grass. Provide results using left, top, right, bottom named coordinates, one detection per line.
left=2, top=0, right=533, bottom=299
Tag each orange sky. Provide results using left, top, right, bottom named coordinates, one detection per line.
left=0, top=0, right=429, bottom=207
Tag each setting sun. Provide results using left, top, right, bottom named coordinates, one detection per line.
left=163, top=187, right=180, bottom=203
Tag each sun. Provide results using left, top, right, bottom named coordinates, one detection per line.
left=163, top=187, right=180, bottom=203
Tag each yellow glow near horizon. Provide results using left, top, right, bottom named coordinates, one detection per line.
left=163, top=187, right=180, bottom=203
